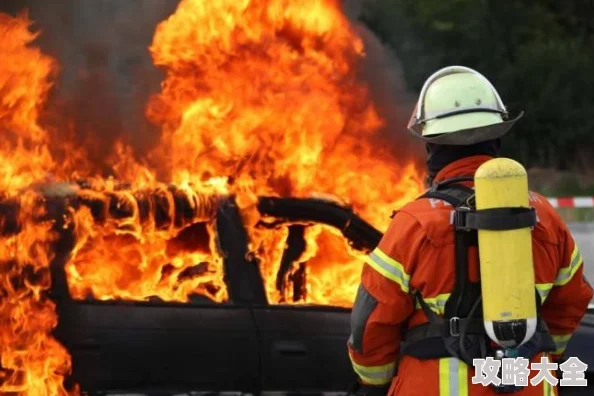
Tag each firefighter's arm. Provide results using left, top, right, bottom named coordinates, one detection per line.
left=541, top=224, right=594, bottom=362
left=347, top=211, right=422, bottom=388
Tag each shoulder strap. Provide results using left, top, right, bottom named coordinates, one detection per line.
left=416, top=177, right=479, bottom=321
left=404, top=177, right=557, bottom=365
left=420, top=187, right=474, bottom=208
left=417, top=176, right=475, bottom=208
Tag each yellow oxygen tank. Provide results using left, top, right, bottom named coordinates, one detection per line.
left=474, top=157, right=537, bottom=348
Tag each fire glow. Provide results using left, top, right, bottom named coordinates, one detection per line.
left=0, top=1, right=425, bottom=395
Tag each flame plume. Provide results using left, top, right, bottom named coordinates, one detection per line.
left=0, top=12, right=55, bottom=190
left=0, top=12, right=75, bottom=396
left=146, top=0, right=424, bottom=305
left=65, top=181, right=227, bottom=303
left=0, top=1, right=426, bottom=394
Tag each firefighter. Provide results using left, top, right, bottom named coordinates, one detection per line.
left=347, top=66, right=594, bottom=396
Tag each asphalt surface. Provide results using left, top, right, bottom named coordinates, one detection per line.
left=568, top=223, right=594, bottom=306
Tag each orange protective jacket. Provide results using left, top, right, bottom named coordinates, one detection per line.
left=347, top=155, right=594, bottom=396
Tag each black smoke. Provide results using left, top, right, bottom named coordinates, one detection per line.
left=343, top=0, right=426, bottom=167
left=1, top=0, right=425, bottom=177
left=2, top=0, right=179, bottom=176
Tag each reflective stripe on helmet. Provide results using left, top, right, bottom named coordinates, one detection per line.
left=364, top=248, right=410, bottom=293
left=406, top=65, right=520, bottom=144
left=420, top=103, right=504, bottom=123
left=414, top=66, right=507, bottom=123
left=439, top=357, right=468, bottom=396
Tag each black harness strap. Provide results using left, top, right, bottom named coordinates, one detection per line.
left=466, top=207, right=537, bottom=231
left=402, top=180, right=484, bottom=362
left=406, top=302, right=553, bottom=344
left=423, top=176, right=475, bottom=208
left=401, top=176, right=557, bottom=373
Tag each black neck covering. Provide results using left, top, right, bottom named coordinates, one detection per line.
left=425, top=138, right=501, bottom=186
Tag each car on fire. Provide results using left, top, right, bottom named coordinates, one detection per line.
left=46, top=194, right=593, bottom=396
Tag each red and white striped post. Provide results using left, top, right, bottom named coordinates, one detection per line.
left=547, top=197, right=594, bottom=208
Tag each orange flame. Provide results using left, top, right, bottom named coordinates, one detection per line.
left=145, top=0, right=425, bottom=306
left=0, top=12, right=55, bottom=190
left=65, top=183, right=227, bottom=303
left=0, top=12, right=76, bottom=396
left=0, top=1, right=426, bottom=394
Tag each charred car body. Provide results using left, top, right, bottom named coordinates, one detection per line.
left=1, top=185, right=592, bottom=395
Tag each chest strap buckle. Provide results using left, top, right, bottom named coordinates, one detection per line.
left=450, top=317, right=461, bottom=337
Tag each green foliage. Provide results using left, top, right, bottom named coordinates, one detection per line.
left=360, top=0, right=594, bottom=171
left=552, top=175, right=594, bottom=196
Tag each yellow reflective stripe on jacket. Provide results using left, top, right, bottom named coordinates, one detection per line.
left=536, top=283, right=553, bottom=303
left=541, top=354, right=557, bottom=396
left=543, top=379, right=554, bottom=396
left=551, top=334, right=573, bottom=355
left=365, top=248, right=410, bottom=293
left=417, top=285, right=552, bottom=315
left=349, top=356, right=396, bottom=386
left=416, top=293, right=451, bottom=315
left=554, top=245, right=583, bottom=286
left=439, top=358, right=468, bottom=396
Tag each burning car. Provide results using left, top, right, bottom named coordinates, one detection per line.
left=43, top=186, right=383, bottom=394
left=0, top=174, right=382, bottom=394
left=0, top=1, right=592, bottom=395
left=0, top=2, right=425, bottom=393
left=0, top=182, right=591, bottom=395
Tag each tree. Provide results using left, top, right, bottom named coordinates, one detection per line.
left=360, top=0, right=594, bottom=172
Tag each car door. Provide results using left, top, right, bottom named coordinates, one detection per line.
left=52, top=198, right=265, bottom=394
left=253, top=304, right=356, bottom=392
left=55, top=299, right=260, bottom=393
left=250, top=222, right=360, bottom=392
left=251, top=197, right=381, bottom=392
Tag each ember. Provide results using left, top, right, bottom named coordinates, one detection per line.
left=0, top=0, right=425, bottom=394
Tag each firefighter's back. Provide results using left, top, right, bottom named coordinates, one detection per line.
left=347, top=65, right=593, bottom=396
left=387, top=188, right=583, bottom=396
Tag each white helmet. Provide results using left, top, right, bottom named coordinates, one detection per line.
left=407, top=66, right=523, bottom=145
